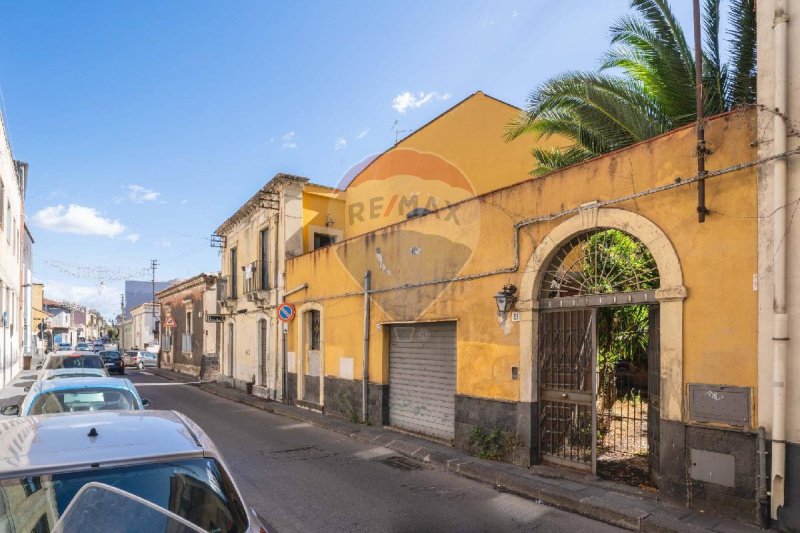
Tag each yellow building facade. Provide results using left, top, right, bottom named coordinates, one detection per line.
left=283, top=107, right=761, bottom=522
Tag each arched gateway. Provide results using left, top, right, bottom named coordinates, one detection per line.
left=518, top=208, right=686, bottom=485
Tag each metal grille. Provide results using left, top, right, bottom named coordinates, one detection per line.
left=540, top=229, right=660, bottom=300
left=538, top=310, right=595, bottom=469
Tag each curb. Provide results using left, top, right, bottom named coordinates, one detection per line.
left=146, top=368, right=757, bottom=533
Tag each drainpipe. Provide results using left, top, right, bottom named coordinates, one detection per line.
left=362, top=270, right=371, bottom=422
left=770, top=0, right=790, bottom=520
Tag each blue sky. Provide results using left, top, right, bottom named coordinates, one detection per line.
left=0, top=0, right=701, bottom=317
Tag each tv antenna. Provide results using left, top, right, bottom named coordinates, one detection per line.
left=392, top=120, right=411, bottom=144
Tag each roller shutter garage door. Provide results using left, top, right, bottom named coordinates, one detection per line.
left=388, top=322, right=456, bottom=440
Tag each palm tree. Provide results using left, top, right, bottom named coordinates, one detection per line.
left=507, top=0, right=756, bottom=175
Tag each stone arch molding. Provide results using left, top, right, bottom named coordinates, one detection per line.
left=518, top=207, right=686, bottom=422
left=295, top=302, right=325, bottom=405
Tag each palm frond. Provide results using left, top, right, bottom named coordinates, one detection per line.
left=602, top=0, right=697, bottom=122
left=726, top=0, right=757, bottom=106
left=531, top=146, right=596, bottom=176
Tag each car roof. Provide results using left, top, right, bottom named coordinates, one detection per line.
left=0, top=411, right=215, bottom=476
left=31, top=376, right=136, bottom=394
left=41, top=368, right=106, bottom=377
left=50, top=351, right=101, bottom=356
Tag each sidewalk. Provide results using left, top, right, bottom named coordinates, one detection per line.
left=0, top=355, right=44, bottom=408
left=148, top=367, right=761, bottom=533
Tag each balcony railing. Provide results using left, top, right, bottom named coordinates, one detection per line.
left=243, top=261, right=266, bottom=294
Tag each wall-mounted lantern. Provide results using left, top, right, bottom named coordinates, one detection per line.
left=493, top=283, right=518, bottom=316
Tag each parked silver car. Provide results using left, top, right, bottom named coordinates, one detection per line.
left=123, top=350, right=158, bottom=369
left=0, top=411, right=263, bottom=532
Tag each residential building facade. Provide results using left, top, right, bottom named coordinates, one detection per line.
left=130, top=303, right=160, bottom=350
left=756, top=1, right=800, bottom=528
left=283, top=100, right=763, bottom=524
left=0, top=112, right=28, bottom=386
left=31, top=283, right=46, bottom=355
left=21, top=225, right=33, bottom=358
left=157, top=273, right=220, bottom=378
left=215, top=174, right=345, bottom=398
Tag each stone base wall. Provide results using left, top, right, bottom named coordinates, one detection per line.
left=172, top=363, right=200, bottom=377
left=286, top=373, right=297, bottom=405
left=323, top=376, right=388, bottom=424
left=303, top=375, right=321, bottom=405
left=659, top=420, right=759, bottom=525
left=778, top=442, right=800, bottom=530
left=454, top=395, right=534, bottom=466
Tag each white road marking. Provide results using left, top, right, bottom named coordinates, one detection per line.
left=278, top=423, right=313, bottom=430
left=138, top=371, right=153, bottom=376
left=134, top=381, right=203, bottom=386
left=353, top=447, right=394, bottom=460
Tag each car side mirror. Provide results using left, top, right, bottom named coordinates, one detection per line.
left=23, top=387, right=30, bottom=392
left=141, top=398, right=151, bottom=408
left=1, top=405, right=20, bottom=416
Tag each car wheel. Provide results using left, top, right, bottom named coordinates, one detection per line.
left=138, top=362, right=144, bottom=370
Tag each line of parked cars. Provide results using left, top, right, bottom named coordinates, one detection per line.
left=0, top=349, right=264, bottom=532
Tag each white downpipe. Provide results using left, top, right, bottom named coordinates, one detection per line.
left=771, top=0, right=790, bottom=520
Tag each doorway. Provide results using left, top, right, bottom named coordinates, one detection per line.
left=537, top=228, right=661, bottom=487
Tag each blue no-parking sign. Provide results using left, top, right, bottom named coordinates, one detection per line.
left=277, top=303, right=296, bottom=323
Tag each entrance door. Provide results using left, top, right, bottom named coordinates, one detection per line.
left=227, top=322, right=234, bottom=377
left=303, top=310, right=321, bottom=405
left=538, top=309, right=595, bottom=471
left=259, top=319, right=268, bottom=386
left=388, top=322, right=457, bottom=441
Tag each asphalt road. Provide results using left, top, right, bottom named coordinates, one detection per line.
left=128, top=370, right=622, bottom=533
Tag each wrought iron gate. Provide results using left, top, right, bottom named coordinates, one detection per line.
left=538, top=309, right=596, bottom=471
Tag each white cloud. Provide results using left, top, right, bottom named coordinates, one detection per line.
left=334, top=137, right=347, bottom=151
left=281, top=131, right=297, bottom=149
left=392, top=91, right=452, bottom=113
left=32, top=204, right=125, bottom=238
left=512, top=9, right=518, bottom=18
left=357, top=127, right=370, bottom=139
left=180, top=199, right=189, bottom=205
left=123, top=234, right=140, bottom=243
left=157, top=239, right=172, bottom=247
left=126, top=184, right=161, bottom=203
left=43, top=279, right=121, bottom=317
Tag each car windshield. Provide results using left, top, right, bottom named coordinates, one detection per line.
left=29, top=388, right=140, bottom=414
left=0, top=458, right=248, bottom=533
left=100, top=351, right=121, bottom=360
left=45, top=355, right=105, bottom=370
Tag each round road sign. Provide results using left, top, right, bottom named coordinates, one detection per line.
left=278, top=303, right=296, bottom=323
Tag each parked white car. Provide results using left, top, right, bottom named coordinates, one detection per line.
left=40, top=367, right=110, bottom=380
left=0, top=411, right=263, bottom=532
left=1, top=377, right=149, bottom=417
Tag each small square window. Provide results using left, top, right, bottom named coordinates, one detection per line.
left=313, top=233, right=336, bottom=250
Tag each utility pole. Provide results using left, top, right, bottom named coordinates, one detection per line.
left=119, top=294, right=125, bottom=353
left=151, top=259, right=158, bottom=364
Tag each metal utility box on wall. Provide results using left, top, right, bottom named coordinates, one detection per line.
left=688, top=384, right=751, bottom=428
